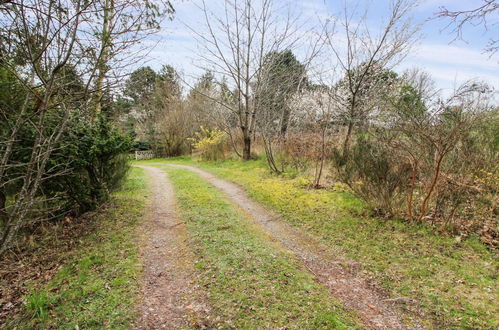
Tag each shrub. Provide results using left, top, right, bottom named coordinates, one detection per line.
left=46, top=116, right=132, bottom=213
left=1, top=111, right=132, bottom=254
left=191, top=127, right=226, bottom=161
left=282, top=131, right=338, bottom=187
left=333, top=134, right=411, bottom=216
left=331, top=94, right=498, bottom=244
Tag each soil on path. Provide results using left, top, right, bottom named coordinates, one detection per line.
left=135, top=166, right=209, bottom=329
left=165, top=163, right=424, bottom=330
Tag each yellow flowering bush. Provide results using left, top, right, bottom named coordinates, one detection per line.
left=191, top=126, right=226, bottom=161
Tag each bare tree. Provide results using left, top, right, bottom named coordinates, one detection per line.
left=436, top=0, right=498, bottom=57
left=192, top=0, right=301, bottom=160
left=146, top=67, right=190, bottom=156
left=378, top=72, right=494, bottom=221
left=321, top=0, right=420, bottom=158
left=256, top=50, right=309, bottom=173
left=286, top=87, right=338, bottom=186
left=0, top=0, right=172, bottom=254
left=407, top=81, right=493, bottom=222
left=88, top=0, right=174, bottom=118
left=0, top=0, right=96, bottom=254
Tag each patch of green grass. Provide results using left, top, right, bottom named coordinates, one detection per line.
left=18, top=167, right=147, bottom=329
left=142, top=157, right=498, bottom=329
left=162, top=165, right=360, bottom=329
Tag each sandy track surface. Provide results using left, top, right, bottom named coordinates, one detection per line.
left=135, top=165, right=209, bottom=329
left=164, top=163, right=422, bottom=330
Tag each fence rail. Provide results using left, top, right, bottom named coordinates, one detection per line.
left=134, top=150, right=155, bottom=160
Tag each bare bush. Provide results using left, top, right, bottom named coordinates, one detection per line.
left=286, top=88, right=343, bottom=186
left=333, top=71, right=497, bottom=241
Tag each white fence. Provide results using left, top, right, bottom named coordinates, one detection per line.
left=134, top=150, right=155, bottom=160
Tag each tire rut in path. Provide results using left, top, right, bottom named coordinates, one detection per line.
left=165, top=163, right=422, bottom=330
left=135, top=166, right=209, bottom=329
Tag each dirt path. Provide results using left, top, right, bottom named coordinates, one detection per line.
left=135, top=166, right=209, bottom=329
left=164, top=163, right=422, bottom=330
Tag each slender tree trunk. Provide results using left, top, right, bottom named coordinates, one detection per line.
left=94, top=0, right=113, bottom=118
left=242, top=132, right=251, bottom=160
left=0, top=189, right=7, bottom=227
left=417, top=152, right=444, bottom=222
left=280, top=106, right=291, bottom=138
left=0, top=73, right=33, bottom=180
left=342, top=121, right=354, bottom=158
left=262, top=135, right=281, bottom=174
left=407, top=159, right=418, bottom=219
left=226, top=128, right=242, bottom=158
left=313, top=127, right=327, bottom=188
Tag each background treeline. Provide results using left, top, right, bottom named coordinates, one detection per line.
left=0, top=0, right=173, bottom=254
left=1, top=0, right=497, bottom=254
left=117, top=0, right=497, bottom=245
left=121, top=64, right=498, bottom=246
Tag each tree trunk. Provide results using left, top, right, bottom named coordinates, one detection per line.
left=417, top=152, right=444, bottom=222
left=407, top=159, right=418, bottom=220
left=342, top=121, right=354, bottom=159
left=242, top=133, right=251, bottom=160
left=227, top=128, right=242, bottom=158
left=0, top=190, right=7, bottom=227
left=313, top=127, right=327, bottom=188
left=280, top=107, right=291, bottom=138
left=262, top=135, right=282, bottom=174
left=94, top=0, right=113, bottom=118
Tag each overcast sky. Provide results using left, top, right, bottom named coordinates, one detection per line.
left=138, top=0, right=498, bottom=96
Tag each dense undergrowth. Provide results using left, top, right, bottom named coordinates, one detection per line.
left=1, top=167, right=147, bottom=329
left=146, top=157, right=498, bottom=329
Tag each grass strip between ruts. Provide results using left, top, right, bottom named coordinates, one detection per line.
left=162, top=165, right=360, bottom=329
left=134, top=157, right=498, bottom=329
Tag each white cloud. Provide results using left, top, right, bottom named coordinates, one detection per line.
left=411, top=43, right=497, bottom=71
left=132, top=0, right=498, bottom=96
left=400, top=42, right=499, bottom=93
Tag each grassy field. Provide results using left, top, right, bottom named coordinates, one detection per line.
left=161, top=165, right=360, bottom=328
left=145, top=157, right=498, bottom=329
left=7, top=167, right=147, bottom=329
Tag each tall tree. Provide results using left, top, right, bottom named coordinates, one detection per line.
left=186, top=71, right=218, bottom=126
left=90, top=0, right=175, bottom=118
left=0, top=0, right=170, bottom=254
left=122, top=65, right=183, bottom=154
left=258, top=50, right=307, bottom=137
left=255, top=50, right=307, bottom=173
left=193, top=0, right=301, bottom=160
left=124, top=66, right=158, bottom=105
left=321, top=0, right=420, bottom=158
left=0, top=0, right=100, bottom=254
left=335, top=61, right=399, bottom=129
